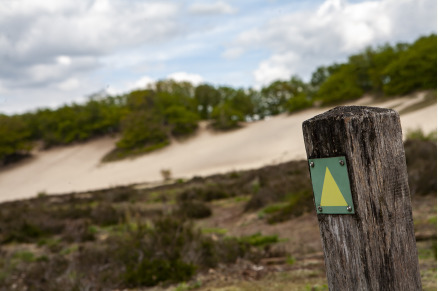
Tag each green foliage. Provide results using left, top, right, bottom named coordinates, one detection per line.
left=383, top=35, right=437, bottom=95
left=12, top=251, right=36, bottom=263
left=23, top=96, right=123, bottom=148
left=404, top=138, right=437, bottom=195
left=266, top=191, right=313, bottom=224
left=0, top=114, right=32, bottom=162
left=195, top=84, right=221, bottom=119
left=177, top=200, right=212, bottom=219
left=117, top=111, right=168, bottom=150
left=238, top=233, right=279, bottom=247
left=315, top=64, right=364, bottom=105
left=310, top=64, right=341, bottom=88
left=210, top=102, right=244, bottom=130
left=286, top=255, right=296, bottom=265
left=261, top=76, right=312, bottom=115
left=124, top=258, right=196, bottom=287
left=312, top=34, right=436, bottom=103
left=286, top=93, right=313, bottom=113
left=164, top=106, right=199, bottom=137
left=406, top=129, right=437, bottom=141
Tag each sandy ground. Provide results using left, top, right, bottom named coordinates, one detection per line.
left=0, top=94, right=436, bottom=202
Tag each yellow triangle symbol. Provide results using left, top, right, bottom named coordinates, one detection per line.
left=320, top=167, right=348, bottom=206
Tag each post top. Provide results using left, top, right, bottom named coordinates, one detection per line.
left=303, top=106, right=397, bottom=124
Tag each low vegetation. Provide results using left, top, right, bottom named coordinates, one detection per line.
left=0, top=137, right=435, bottom=290
left=0, top=34, right=436, bottom=164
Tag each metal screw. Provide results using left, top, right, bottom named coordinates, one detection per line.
left=318, top=206, right=323, bottom=212
left=339, top=160, right=345, bottom=166
left=347, top=206, right=352, bottom=212
left=310, top=162, right=315, bottom=167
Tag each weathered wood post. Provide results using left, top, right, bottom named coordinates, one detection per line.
left=302, top=106, right=422, bottom=290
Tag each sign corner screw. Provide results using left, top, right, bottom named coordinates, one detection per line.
left=310, top=161, right=315, bottom=167
left=318, top=206, right=323, bottom=212
left=339, top=160, right=345, bottom=166
left=347, top=206, right=352, bottom=212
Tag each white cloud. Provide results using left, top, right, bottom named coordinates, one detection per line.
left=131, top=76, right=156, bottom=90
left=189, top=1, right=237, bottom=15
left=105, top=75, right=156, bottom=96
left=253, top=52, right=297, bottom=86
left=0, top=0, right=181, bottom=89
left=56, top=55, right=72, bottom=66
left=57, top=78, right=80, bottom=91
left=226, top=0, right=437, bottom=86
left=167, top=72, right=204, bottom=86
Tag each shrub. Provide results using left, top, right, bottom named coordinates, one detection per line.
left=406, top=129, right=437, bottom=141
left=177, top=201, right=212, bottom=219
left=404, top=139, right=437, bottom=195
left=266, top=190, right=314, bottom=224
left=116, top=111, right=168, bottom=151
left=62, top=219, right=95, bottom=242
left=161, top=168, right=172, bottom=181
left=314, top=64, right=364, bottom=105
left=179, top=186, right=230, bottom=202
left=123, top=258, right=196, bottom=287
left=238, top=233, right=279, bottom=247
left=90, top=203, right=121, bottom=226
left=164, top=106, right=199, bottom=137
left=210, top=103, right=244, bottom=130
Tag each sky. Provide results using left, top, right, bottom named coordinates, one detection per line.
left=0, top=0, right=436, bottom=114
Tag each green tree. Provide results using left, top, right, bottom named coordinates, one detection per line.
left=0, top=115, right=32, bottom=162
left=116, top=111, right=168, bottom=151
left=315, top=64, right=364, bottom=105
left=195, top=84, right=221, bottom=119
left=383, top=34, right=437, bottom=95
left=163, top=106, right=199, bottom=137
left=210, top=103, right=244, bottom=130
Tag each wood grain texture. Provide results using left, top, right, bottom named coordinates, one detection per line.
left=302, top=106, right=421, bottom=291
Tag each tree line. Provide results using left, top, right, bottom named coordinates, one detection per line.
left=0, top=34, right=436, bottom=163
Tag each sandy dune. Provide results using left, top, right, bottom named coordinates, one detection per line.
left=0, top=94, right=436, bottom=202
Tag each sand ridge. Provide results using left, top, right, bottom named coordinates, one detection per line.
left=0, top=95, right=436, bottom=202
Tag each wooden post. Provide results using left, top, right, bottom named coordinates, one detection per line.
left=302, top=106, right=422, bottom=290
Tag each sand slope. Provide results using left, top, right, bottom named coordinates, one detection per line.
left=0, top=94, right=436, bottom=202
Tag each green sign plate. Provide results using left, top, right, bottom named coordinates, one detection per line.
left=309, top=156, right=354, bottom=214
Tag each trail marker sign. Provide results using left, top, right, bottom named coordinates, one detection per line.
left=308, top=156, right=354, bottom=214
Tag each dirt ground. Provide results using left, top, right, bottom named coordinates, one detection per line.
left=148, top=194, right=436, bottom=291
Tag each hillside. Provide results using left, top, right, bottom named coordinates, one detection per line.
left=0, top=91, right=435, bottom=202
left=0, top=136, right=435, bottom=290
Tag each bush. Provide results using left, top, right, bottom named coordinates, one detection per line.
left=177, top=201, right=212, bottom=219
left=117, top=111, right=168, bottom=151
left=210, top=103, right=244, bottom=130
left=90, top=203, right=121, bottom=226
left=179, top=186, right=230, bottom=202
left=404, top=139, right=437, bottom=195
left=123, top=258, right=196, bottom=287
left=238, top=233, right=279, bottom=247
left=164, top=106, right=199, bottom=137
left=244, top=161, right=312, bottom=211
left=266, top=191, right=314, bottom=224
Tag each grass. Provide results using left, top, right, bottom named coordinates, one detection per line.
left=202, top=227, right=228, bottom=235
left=261, top=202, right=290, bottom=214
left=237, top=233, right=280, bottom=247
